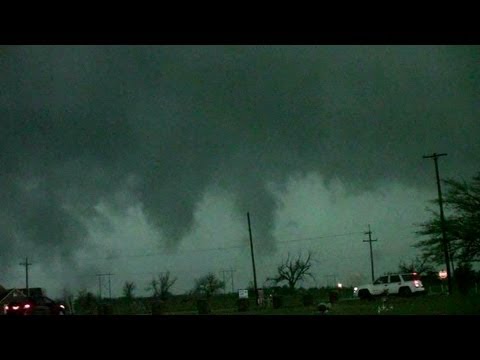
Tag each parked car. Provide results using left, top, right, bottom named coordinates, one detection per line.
left=4, top=296, right=67, bottom=315
left=353, top=273, right=425, bottom=299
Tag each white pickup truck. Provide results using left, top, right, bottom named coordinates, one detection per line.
left=353, top=273, right=425, bottom=299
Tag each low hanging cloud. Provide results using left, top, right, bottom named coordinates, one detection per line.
left=0, top=45, right=479, bottom=277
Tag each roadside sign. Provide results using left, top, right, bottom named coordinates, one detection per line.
left=238, top=289, right=249, bottom=299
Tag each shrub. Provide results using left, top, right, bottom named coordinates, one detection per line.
left=302, top=294, right=314, bottom=306
left=272, top=295, right=283, bottom=309
left=151, top=300, right=167, bottom=315
left=329, top=291, right=339, bottom=304
left=454, top=263, right=476, bottom=295
left=197, top=299, right=211, bottom=314
left=238, top=298, right=249, bottom=312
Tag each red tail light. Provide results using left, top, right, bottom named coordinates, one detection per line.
left=414, top=280, right=422, bottom=288
left=23, top=304, right=31, bottom=309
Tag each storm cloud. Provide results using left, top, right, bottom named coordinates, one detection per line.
left=1, top=46, right=479, bottom=291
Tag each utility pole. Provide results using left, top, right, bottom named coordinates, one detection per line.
left=96, top=274, right=103, bottom=299
left=247, top=212, right=258, bottom=305
left=108, top=273, right=112, bottom=300
left=423, top=152, right=453, bottom=295
left=230, top=267, right=235, bottom=294
left=221, top=269, right=236, bottom=294
left=221, top=270, right=226, bottom=294
left=96, top=273, right=114, bottom=300
left=363, top=225, right=377, bottom=282
left=19, top=257, right=32, bottom=296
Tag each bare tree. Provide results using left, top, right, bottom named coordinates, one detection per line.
left=62, top=287, right=75, bottom=314
left=159, top=271, right=177, bottom=300
left=193, top=272, right=225, bottom=298
left=147, top=278, right=159, bottom=298
left=147, top=271, right=177, bottom=300
left=398, top=256, right=434, bottom=275
left=122, top=281, right=136, bottom=300
left=269, top=252, right=315, bottom=290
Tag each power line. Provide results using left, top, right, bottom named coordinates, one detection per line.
left=73, top=230, right=366, bottom=291
left=79, top=231, right=365, bottom=261
left=73, top=230, right=368, bottom=286
left=276, top=231, right=363, bottom=244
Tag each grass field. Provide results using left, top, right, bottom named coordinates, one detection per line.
left=80, top=286, right=480, bottom=315
left=161, top=293, right=480, bottom=315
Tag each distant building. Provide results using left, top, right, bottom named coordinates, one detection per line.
left=17, top=288, right=46, bottom=297
left=0, top=287, right=27, bottom=314
left=0, top=287, right=47, bottom=314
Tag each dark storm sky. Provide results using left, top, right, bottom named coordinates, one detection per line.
left=0, top=46, right=479, bottom=296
